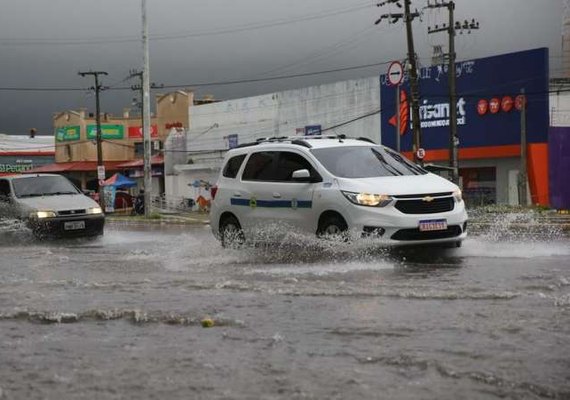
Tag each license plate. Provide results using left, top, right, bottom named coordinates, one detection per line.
left=64, top=221, right=85, bottom=230
left=419, top=219, right=447, bottom=232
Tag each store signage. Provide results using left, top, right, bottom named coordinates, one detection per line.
left=380, top=48, right=549, bottom=151
left=87, top=125, right=124, bottom=140
left=227, top=134, right=238, bottom=149
left=128, top=125, right=158, bottom=138
left=305, top=125, right=321, bottom=136
left=56, top=126, right=80, bottom=142
left=165, top=122, right=184, bottom=130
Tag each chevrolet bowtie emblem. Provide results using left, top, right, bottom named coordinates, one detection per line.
left=422, top=196, right=434, bottom=202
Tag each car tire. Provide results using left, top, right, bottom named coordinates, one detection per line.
left=220, top=215, right=245, bottom=248
left=317, top=214, right=348, bottom=240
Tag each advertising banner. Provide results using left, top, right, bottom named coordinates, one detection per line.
left=55, top=126, right=80, bottom=142
left=87, top=125, right=124, bottom=140
left=127, top=125, right=158, bottom=139
left=380, top=48, right=549, bottom=152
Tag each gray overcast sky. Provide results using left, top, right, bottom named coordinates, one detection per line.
left=0, top=0, right=563, bottom=135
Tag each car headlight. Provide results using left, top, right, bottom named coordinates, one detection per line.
left=31, top=211, right=57, bottom=219
left=341, top=191, right=392, bottom=207
left=86, top=207, right=103, bottom=215
left=453, top=189, right=462, bottom=202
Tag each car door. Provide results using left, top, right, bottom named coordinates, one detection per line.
left=270, top=150, right=320, bottom=232
left=237, top=150, right=319, bottom=235
left=0, top=179, right=17, bottom=218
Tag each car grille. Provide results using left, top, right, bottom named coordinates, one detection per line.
left=57, top=209, right=86, bottom=216
left=394, top=197, right=454, bottom=214
left=391, top=225, right=462, bottom=241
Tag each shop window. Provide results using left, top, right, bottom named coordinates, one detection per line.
left=460, top=167, right=496, bottom=207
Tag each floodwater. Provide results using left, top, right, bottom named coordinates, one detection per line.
left=0, top=217, right=569, bottom=399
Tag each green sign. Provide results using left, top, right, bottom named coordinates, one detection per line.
left=55, top=126, right=80, bottom=142
left=87, top=124, right=124, bottom=140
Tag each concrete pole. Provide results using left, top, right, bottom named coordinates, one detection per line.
left=448, top=1, right=459, bottom=185
left=396, top=85, right=401, bottom=153
left=519, top=89, right=528, bottom=206
left=142, top=0, right=152, bottom=217
left=403, top=0, right=422, bottom=163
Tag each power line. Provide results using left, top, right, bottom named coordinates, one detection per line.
left=0, top=1, right=372, bottom=46
left=0, top=60, right=391, bottom=92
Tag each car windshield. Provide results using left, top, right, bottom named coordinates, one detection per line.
left=311, top=145, right=427, bottom=178
left=12, top=176, right=80, bottom=198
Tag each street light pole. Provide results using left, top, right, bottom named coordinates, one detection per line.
left=78, top=70, right=108, bottom=211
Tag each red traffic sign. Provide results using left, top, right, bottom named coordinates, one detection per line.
left=387, top=61, right=404, bottom=86
left=416, top=148, right=426, bottom=160
left=98, top=179, right=105, bottom=186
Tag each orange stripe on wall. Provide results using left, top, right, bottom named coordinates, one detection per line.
left=402, top=143, right=550, bottom=206
left=402, top=145, right=522, bottom=162
left=527, top=143, right=549, bottom=206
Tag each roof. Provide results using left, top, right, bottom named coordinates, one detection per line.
left=232, top=136, right=377, bottom=152
left=116, top=154, right=164, bottom=169
left=0, top=134, right=54, bottom=155
left=24, top=161, right=129, bottom=174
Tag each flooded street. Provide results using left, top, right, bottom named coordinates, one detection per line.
left=0, top=220, right=569, bottom=399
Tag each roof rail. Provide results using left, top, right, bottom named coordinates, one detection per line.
left=356, top=137, right=376, bottom=144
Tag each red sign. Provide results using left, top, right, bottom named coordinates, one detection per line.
left=165, top=122, right=184, bottom=130
left=515, top=94, right=527, bottom=111
left=477, top=99, right=488, bottom=115
left=501, top=96, right=514, bottom=112
left=489, top=98, right=500, bottom=114
left=128, top=125, right=158, bottom=139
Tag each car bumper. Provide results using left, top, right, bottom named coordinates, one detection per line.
left=28, top=214, right=105, bottom=238
left=342, top=200, right=468, bottom=246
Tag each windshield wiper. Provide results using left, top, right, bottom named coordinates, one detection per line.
left=371, top=149, right=403, bottom=176
left=385, top=150, right=426, bottom=175
left=46, top=191, right=78, bottom=196
left=17, top=193, right=45, bottom=198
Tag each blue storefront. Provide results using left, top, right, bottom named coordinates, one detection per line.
left=380, top=48, right=550, bottom=206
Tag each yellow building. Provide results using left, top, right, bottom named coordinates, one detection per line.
left=32, top=90, right=195, bottom=193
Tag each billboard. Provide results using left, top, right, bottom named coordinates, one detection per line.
left=128, top=125, right=158, bottom=139
left=55, top=126, right=80, bottom=142
left=87, top=124, right=124, bottom=140
left=380, top=48, right=549, bottom=152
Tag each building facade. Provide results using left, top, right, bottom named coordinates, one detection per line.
left=381, top=48, right=550, bottom=207
left=0, top=134, right=54, bottom=176
left=165, top=77, right=381, bottom=202
left=31, top=90, right=194, bottom=193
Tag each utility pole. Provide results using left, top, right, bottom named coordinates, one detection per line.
left=519, top=89, right=528, bottom=206
left=376, top=0, right=422, bottom=162
left=78, top=70, right=108, bottom=211
left=141, top=0, right=152, bottom=217
left=427, top=1, right=479, bottom=184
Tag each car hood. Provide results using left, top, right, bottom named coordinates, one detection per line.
left=335, top=173, right=458, bottom=195
left=16, top=194, right=100, bottom=212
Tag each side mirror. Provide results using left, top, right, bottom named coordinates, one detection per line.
left=292, top=169, right=310, bottom=180
left=291, top=169, right=321, bottom=183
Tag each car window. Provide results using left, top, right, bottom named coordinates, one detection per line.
left=274, top=152, right=317, bottom=182
left=12, top=175, right=80, bottom=198
left=222, top=154, right=246, bottom=178
left=242, top=152, right=275, bottom=181
left=0, top=179, right=11, bottom=200
left=311, top=146, right=427, bottom=178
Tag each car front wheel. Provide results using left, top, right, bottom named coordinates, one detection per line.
left=317, top=214, right=349, bottom=240
left=219, top=215, right=245, bottom=248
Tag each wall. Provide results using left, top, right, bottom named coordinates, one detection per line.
left=165, top=77, right=380, bottom=199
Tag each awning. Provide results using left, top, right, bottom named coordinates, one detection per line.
left=24, top=161, right=128, bottom=174
left=116, top=154, right=164, bottom=169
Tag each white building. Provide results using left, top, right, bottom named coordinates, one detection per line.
left=165, top=77, right=380, bottom=202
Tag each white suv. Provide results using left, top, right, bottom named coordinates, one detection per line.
left=210, top=136, right=467, bottom=247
